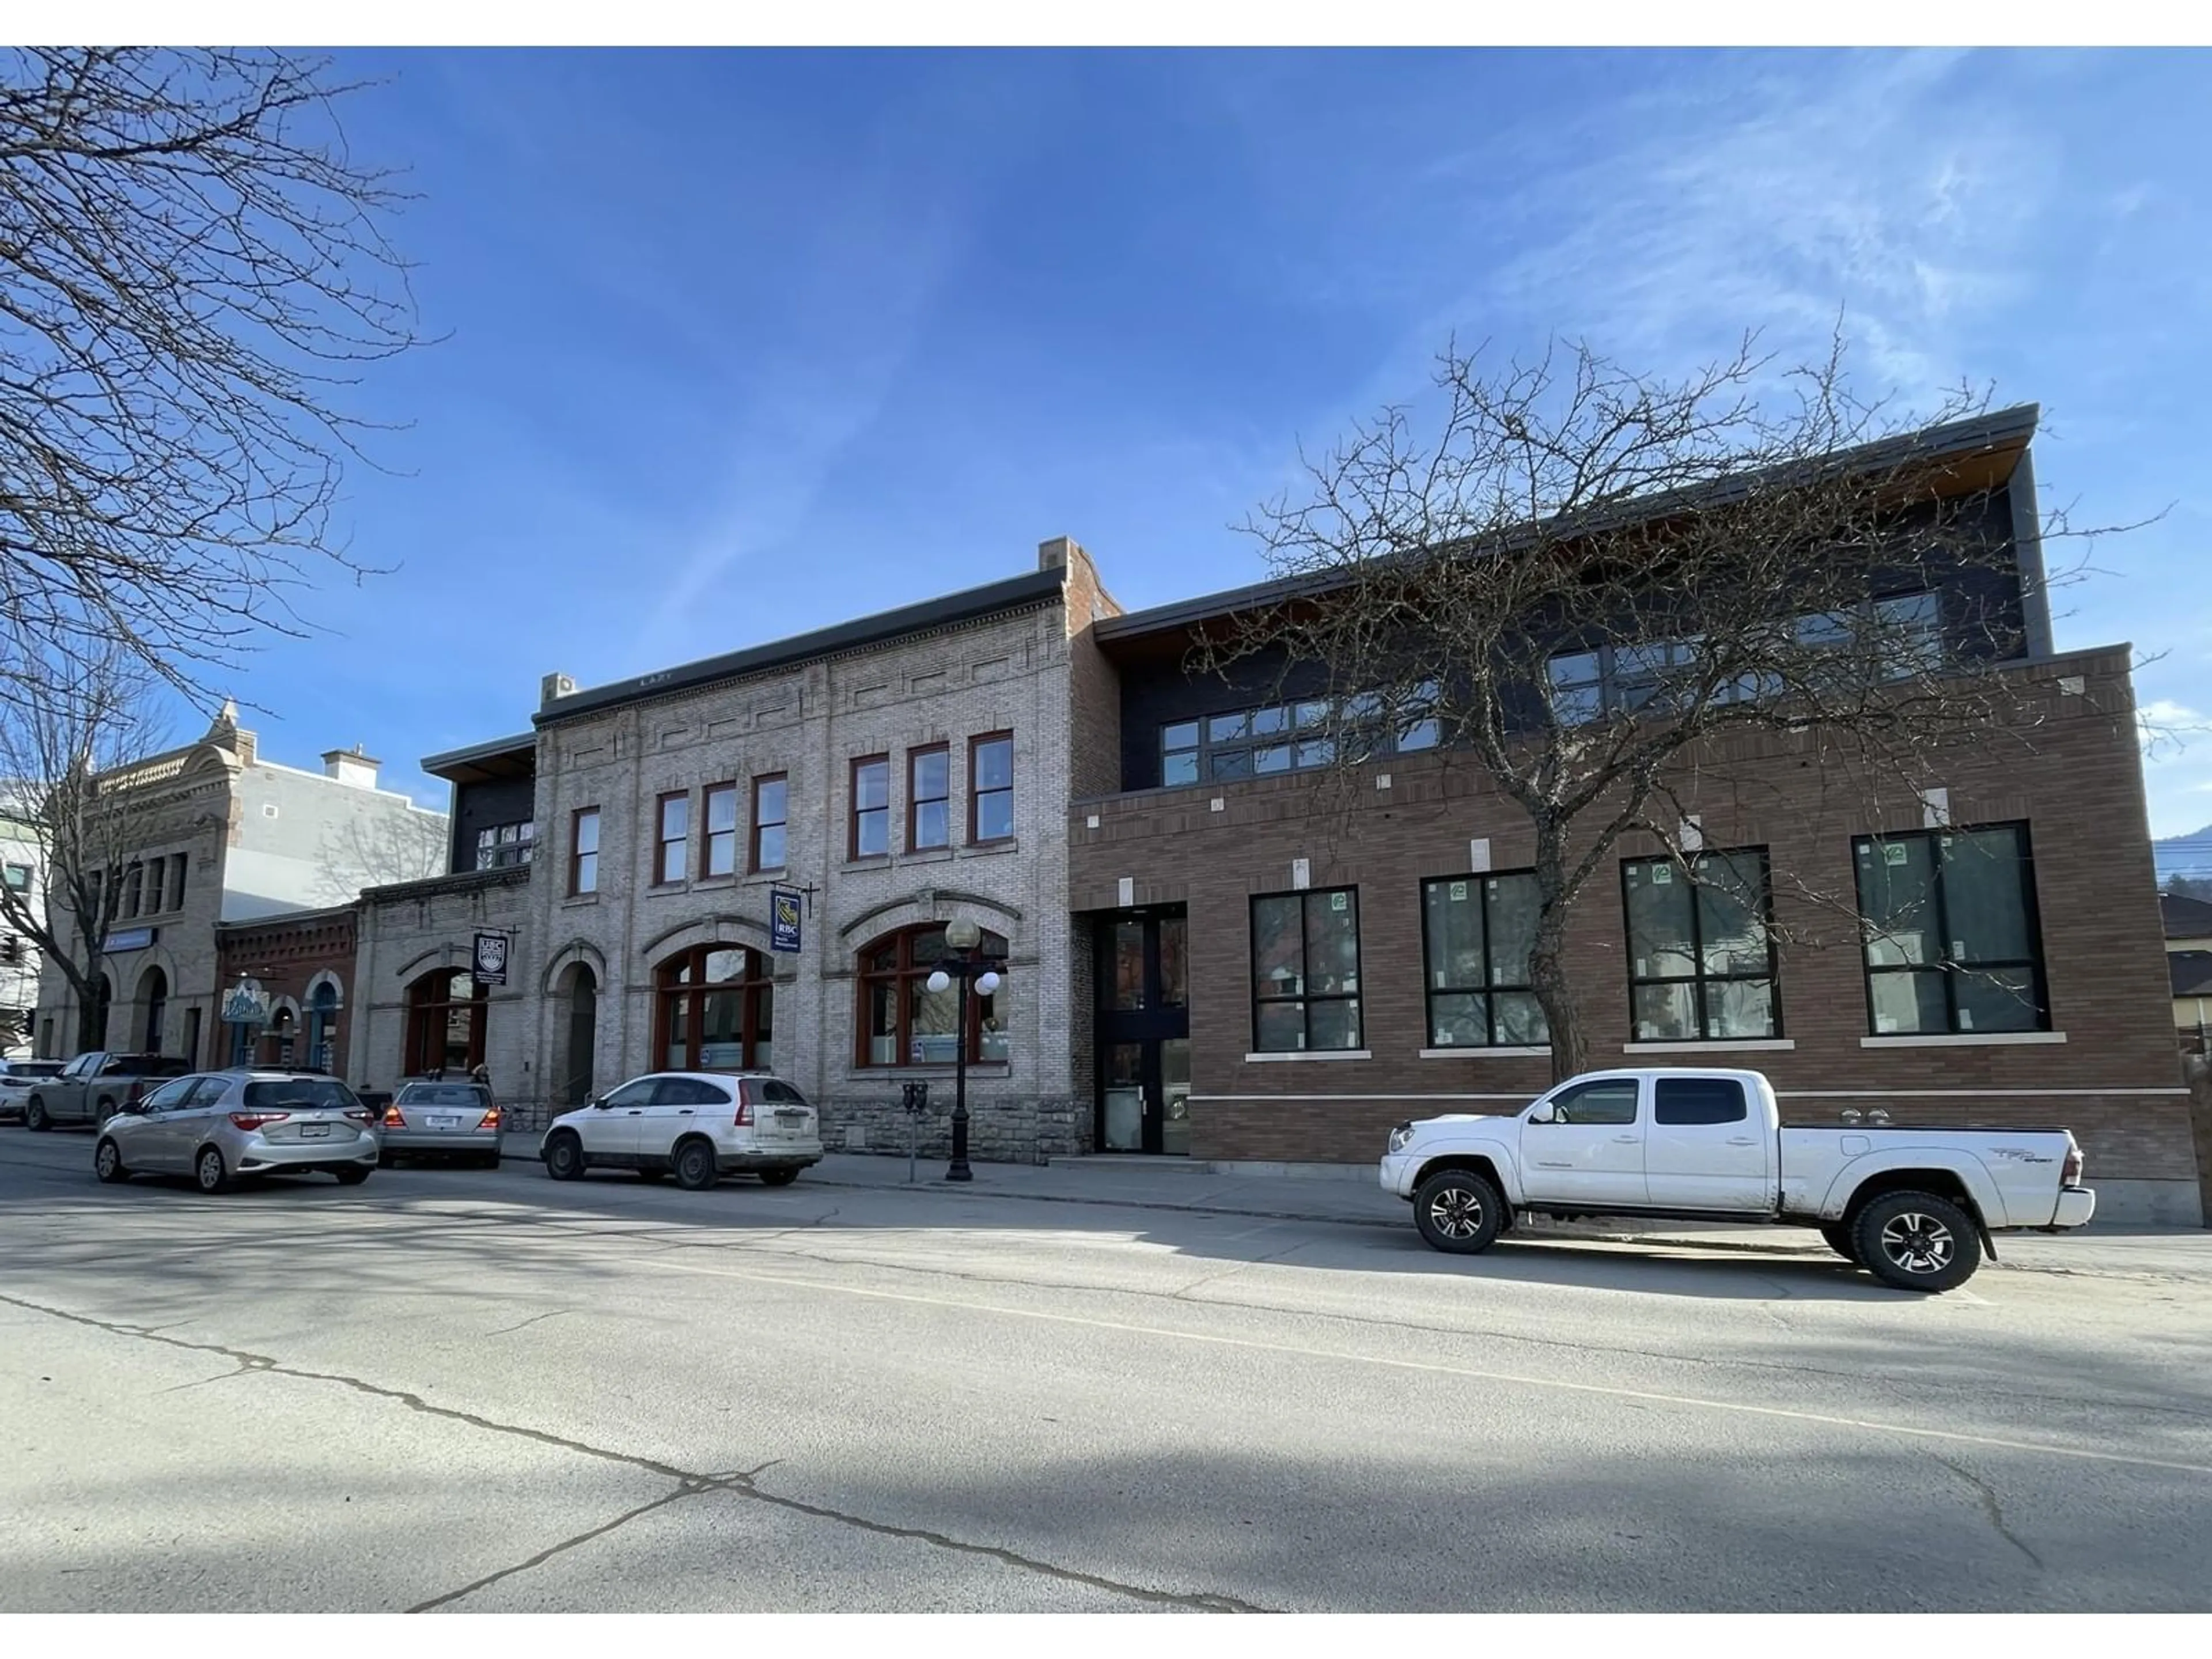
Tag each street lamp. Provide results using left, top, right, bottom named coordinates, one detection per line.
left=925, top=916, right=1001, bottom=1182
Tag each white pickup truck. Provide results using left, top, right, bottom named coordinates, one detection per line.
left=1380, top=1067, right=2094, bottom=1292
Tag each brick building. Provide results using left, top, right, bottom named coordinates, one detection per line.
left=1063, top=408, right=2200, bottom=1226
left=212, top=905, right=358, bottom=1072
left=349, top=539, right=1122, bottom=1157
left=35, top=704, right=445, bottom=1066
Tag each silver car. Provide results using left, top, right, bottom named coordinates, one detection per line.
left=377, top=1080, right=501, bottom=1168
left=94, top=1070, right=381, bottom=1194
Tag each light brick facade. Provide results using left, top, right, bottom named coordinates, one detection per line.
left=351, top=540, right=1120, bottom=1162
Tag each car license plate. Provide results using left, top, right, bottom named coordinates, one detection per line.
left=300, top=1122, right=329, bottom=1138
left=775, top=1109, right=806, bottom=1125
left=429, top=1114, right=462, bottom=1130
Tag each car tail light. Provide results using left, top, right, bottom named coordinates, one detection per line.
left=477, top=1108, right=502, bottom=1130
left=382, top=1105, right=407, bottom=1128
left=229, top=1112, right=290, bottom=1131
left=2062, top=1141, right=2084, bottom=1188
left=734, top=1094, right=753, bottom=1128
left=126, top=1080, right=148, bottom=1105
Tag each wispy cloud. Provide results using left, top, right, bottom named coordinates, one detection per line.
left=1474, top=52, right=2056, bottom=400
left=2139, top=699, right=2212, bottom=838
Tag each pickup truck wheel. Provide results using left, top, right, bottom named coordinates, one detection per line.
left=672, top=1138, right=718, bottom=1191
left=1819, top=1222, right=1859, bottom=1263
left=543, top=1131, right=585, bottom=1181
left=1853, top=1191, right=1981, bottom=1292
left=1412, top=1168, right=1506, bottom=1255
left=25, top=1097, right=50, bottom=1132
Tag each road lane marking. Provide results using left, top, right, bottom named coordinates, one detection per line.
left=630, top=1253, right=2212, bottom=1479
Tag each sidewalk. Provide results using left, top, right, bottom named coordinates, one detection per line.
left=497, top=1134, right=2212, bottom=1279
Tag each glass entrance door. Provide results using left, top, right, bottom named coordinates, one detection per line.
left=1094, top=908, right=1191, bottom=1154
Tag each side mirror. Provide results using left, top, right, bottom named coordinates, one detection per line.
left=1527, top=1102, right=1556, bottom=1124
left=590, top=1097, right=609, bottom=1110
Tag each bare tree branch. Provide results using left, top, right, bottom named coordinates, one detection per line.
left=0, top=643, right=176, bottom=1050
left=0, top=47, right=425, bottom=710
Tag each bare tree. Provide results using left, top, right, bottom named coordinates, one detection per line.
left=1196, top=335, right=2116, bottom=1081
left=0, top=646, right=175, bottom=1051
left=0, top=47, right=422, bottom=709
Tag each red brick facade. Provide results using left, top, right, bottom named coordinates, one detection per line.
left=211, top=906, right=358, bottom=1073
left=1067, top=646, right=2196, bottom=1212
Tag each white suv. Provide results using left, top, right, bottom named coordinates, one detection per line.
left=540, top=1071, right=823, bottom=1190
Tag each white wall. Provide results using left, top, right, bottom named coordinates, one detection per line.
left=224, top=763, right=446, bottom=922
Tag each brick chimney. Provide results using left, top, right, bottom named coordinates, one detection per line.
left=321, top=745, right=380, bottom=789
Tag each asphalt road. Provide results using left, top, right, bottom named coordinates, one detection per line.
left=3, top=1124, right=2209, bottom=1613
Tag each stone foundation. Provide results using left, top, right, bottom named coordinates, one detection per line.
left=817, top=1090, right=1083, bottom=1165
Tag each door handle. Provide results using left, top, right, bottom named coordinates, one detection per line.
left=1613, top=1135, right=1640, bottom=1144
left=1726, top=1137, right=1757, bottom=1146
left=677, top=1109, right=693, bottom=1116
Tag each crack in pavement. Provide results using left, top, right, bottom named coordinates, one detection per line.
left=483, top=1308, right=575, bottom=1338
left=0, top=1289, right=1270, bottom=1615
left=17, top=1188, right=2212, bottom=1429
left=406, top=1460, right=787, bottom=1612
left=1172, top=1241, right=1309, bottom=1301
left=1930, top=1455, right=2046, bottom=1571
left=408, top=1482, right=710, bottom=1611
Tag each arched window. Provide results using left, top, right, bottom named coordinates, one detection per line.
left=307, top=982, right=340, bottom=1074
left=139, top=966, right=168, bottom=1053
left=654, top=945, right=772, bottom=1072
left=407, top=969, right=486, bottom=1077
left=856, top=924, right=1007, bottom=1067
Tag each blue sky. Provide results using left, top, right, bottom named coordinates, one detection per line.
left=219, top=48, right=2212, bottom=834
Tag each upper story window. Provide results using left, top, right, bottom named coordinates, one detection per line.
left=909, top=746, right=950, bottom=851
left=702, top=783, right=738, bottom=878
left=571, top=808, right=600, bottom=896
left=1622, top=849, right=1780, bottom=1041
left=1250, top=888, right=1363, bottom=1053
left=475, top=821, right=535, bottom=870
left=123, top=862, right=143, bottom=918
left=1162, top=687, right=1437, bottom=787
left=656, top=793, right=689, bottom=885
left=851, top=756, right=890, bottom=858
left=970, top=733, right=1014, bottom=842
left=3, top=863, right=31, bottom=893
left=1854, top=822, right=2048, bottom=1035
left=1420, top=872, right=1547, bottom=1048
left=1547, top=591, right=1944, bottom=727
left=752, top=775, right=787, bottom=872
